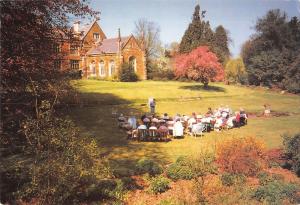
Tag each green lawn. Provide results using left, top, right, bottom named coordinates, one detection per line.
left=69, top=80, right=300, bottom=174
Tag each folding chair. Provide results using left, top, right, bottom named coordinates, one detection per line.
left=191, top=123, right=205, bottom=137
left=159, top=130, right=169, bottom=142
left=137, top=129, right=148, bottom=141
left=148, top=129, right=158, bottom=141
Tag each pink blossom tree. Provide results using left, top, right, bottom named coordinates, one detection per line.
left=174, top=46, right=224, bottom=87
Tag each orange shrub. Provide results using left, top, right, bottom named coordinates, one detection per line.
left=216, top=137, right=267, bottom=176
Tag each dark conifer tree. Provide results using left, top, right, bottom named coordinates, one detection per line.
left=179, top=4, right=212, bottom=53
left=213, top=25, right=230, bottom=64
left=179, top=4, right=230, bottom=66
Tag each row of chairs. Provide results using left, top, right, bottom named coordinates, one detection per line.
left=132, top=129, right=169, bottom=142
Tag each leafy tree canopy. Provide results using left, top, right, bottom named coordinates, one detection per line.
left=174, top=46, right=224, bottom=87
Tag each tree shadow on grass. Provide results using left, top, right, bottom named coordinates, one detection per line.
left=66, top=92, right=170, bottom=177
left=179, top=84, right=226, bottom=92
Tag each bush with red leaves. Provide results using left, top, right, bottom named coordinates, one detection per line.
left=216, top=137, right=267, bottom=177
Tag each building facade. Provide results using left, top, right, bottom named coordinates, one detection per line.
left=55, top=20, right=146, bottom=79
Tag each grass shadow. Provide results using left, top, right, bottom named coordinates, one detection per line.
left=67, top=91, right=170, bottom=177
left=179, top=84, right=226, bottom=92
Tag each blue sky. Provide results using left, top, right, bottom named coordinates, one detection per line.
left=89, top=0, right=300, bottom=57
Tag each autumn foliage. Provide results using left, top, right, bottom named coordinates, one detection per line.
left=216, top=137, right=267, bottom=176
left=174, top=46, right=224, bottom=86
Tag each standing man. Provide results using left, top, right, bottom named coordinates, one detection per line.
left=149, top=97, right=156, bottom=114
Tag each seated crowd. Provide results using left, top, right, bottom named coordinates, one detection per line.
left=117, top=105, right=248, bottom=141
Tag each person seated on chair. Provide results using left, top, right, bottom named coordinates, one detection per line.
left=206, top=107, right=213, bottom=117
left=226, top=115, right=236, bottom=129
left=213, top=109, right=221, bottom=118
left=173, top=119, right=184, bottom=138
left=128, top=113, right=137, bottom=129
left=239, top=108, right=248, bottom=126
left=151, top=116, right=159, bottom=123
left=263, top=104, right=271, bottom=117
left=183, top=115, right=189, bottom=122
left=221, top=109, right=229, bottom=119
left=143, top=116, right=151, bottom=128
left=187, top=115, right=197, bottom=132
left=232, top=111, right=241, bottom=127
left=191, top=122, right=205, bottom=136
left=118, top=113, right=126, bottom=122
left=162, top=113, right=170, bottom=121
left=214, top=116, right=223, bottom=132
left=173, top=113, right=181, bottom=122
left=137, top=122, right=147, bottom=130
left=132, top=122, right=147, bottom=139
left=149, top=123, right=157, bottom=130
left=158, top=122, right=168, bottom=134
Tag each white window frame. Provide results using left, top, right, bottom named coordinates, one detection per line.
left=129, top=56, right=137, bottom=72
left=89, top=62, right=96, bottom=77
left=109, top=60, right=115, bottom=76
left=99, top=61, right=105, bottom=77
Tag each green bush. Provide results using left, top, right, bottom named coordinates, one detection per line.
left=221, top=173, right=246, bottom=186
left=283, top=133, right=300, bottom=176
left=258, top=172, right=284, bottom=186
left=136, top=158, right=163, bottom=176
left=158, top=199, right=180, bottom=205
left=149, top=175, right=171, bottom=194
left=119, top=62, right=138, bottom=82
left=166, top=163, right=194, bottom=181
left=16, top=102, right=111, bottom=204
left=253, top=180, right=299, bottom=204
left=166, top=154, right=216, bottom=181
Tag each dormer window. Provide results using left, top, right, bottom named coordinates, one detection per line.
left=93, top=33, right=100, bottom=40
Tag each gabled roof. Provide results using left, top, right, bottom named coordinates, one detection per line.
left=87, top=36, right=132, bottom=55
left=78, top=20, right=106, bottom=40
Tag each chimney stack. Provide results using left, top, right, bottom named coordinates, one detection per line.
left=118, top=28, right=121, bottom=53
left=73, top=21, right=80, bottom=33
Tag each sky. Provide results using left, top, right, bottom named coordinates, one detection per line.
left=88, top=0, right=300, bottom=57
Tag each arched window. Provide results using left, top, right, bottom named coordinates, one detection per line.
left=109, top=60, right=115, bottom=76
left=129, top=56, right=137, bottom=72
left=89, top=61, right=96, bottom=76
left=99, top=60, right=105, bottom=76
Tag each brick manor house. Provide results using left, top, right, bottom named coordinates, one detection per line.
left=54, top=20, right=146, bottom=79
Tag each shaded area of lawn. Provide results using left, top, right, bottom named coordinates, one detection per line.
left=67, top=92, right=169, bottom=176
left=179, top=84, right=226, bottom=92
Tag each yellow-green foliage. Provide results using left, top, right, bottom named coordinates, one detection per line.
left=18, top=102, right=111, bottom=204
left=225, top=58, right=247, bottom=83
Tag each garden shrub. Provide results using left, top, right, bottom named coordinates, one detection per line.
left=136, top=158, right=163, bottom=176
left=17, top=102, right=111, bottom=204
left=148, top=175, right=171, bottom=194
left=253, top=180, right=299, bottom=204
left=216, top=137, right=267, bottom=176
left=265, top=148, right=285, bottom=167
left=166, top=163, right=195, bottom=180
left=283, top=133, right=300, bottom=176
left=257, top=172, right=284, bottom=186
left=119, top=62, right=138, bottom=82
left=221, top=173, right=246, bottom=186
left=167, top=153, right=216, bottom=181
left=158, top=199, right=181, bottom=205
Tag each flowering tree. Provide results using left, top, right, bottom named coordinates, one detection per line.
left=174, top=46, right=224, bottom=87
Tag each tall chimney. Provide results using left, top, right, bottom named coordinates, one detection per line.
left=118, top=28, right=121, bottom=53
left=73, top=21, right=80, bottom=33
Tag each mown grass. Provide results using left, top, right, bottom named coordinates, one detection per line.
left=69, top=80, right=300, bottom=171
